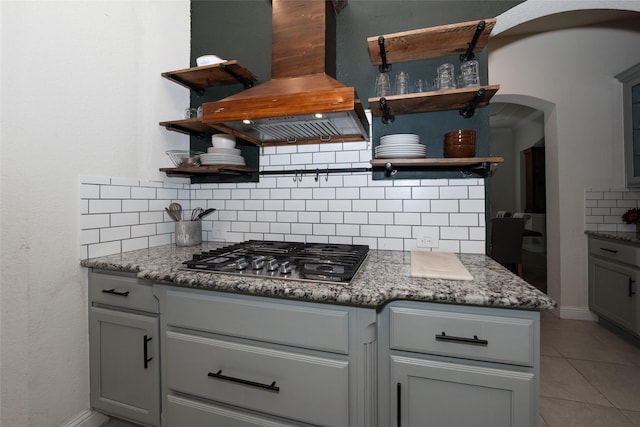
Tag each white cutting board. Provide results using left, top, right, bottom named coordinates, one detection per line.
left=410, top=251, right=474, bottom=281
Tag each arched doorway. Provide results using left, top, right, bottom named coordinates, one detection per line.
left=490, top=3, right=640, bottom=318
left=489, top=99, right=549, bottom=292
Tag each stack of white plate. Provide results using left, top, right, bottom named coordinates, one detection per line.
left=201, top=134, right=246, bottom=165
left=375, top=134, right=426, bottom=159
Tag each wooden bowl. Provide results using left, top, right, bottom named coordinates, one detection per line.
left=444, top=144, right=476, bottom=158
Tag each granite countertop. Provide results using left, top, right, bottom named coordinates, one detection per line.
left=585, top=230, right=640, bottom=245
left=81, top=243, right=556, bottom=311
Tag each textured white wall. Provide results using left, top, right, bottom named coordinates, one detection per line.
left=492, top=1, right=640, bottom=318
left=0, top=1, right=189, bottom=426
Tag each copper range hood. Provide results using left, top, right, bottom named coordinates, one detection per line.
left=202, top=0, right=369, bottom=146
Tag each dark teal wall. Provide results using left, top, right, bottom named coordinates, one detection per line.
left=190, top=0, right=523, bottom=176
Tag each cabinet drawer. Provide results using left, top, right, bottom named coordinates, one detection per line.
left=390, top=307, right=535, bottom=366
left=589, top=237, right=640, bottom=267
left=89, top=272, right=158, bottom=313
left=166, top=331, right=349, bottom=427
left=164, top=289, right=349, bottom=354
left=166, top=394, right=304, bottom=427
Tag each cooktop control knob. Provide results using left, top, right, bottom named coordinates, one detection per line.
left=252, top=256, right=266, bottom=270
left=235, top=258, right=249, bottom=270
left=280, top=260, right=292, bottom=274
left=266, top=258, right=279, bottom=271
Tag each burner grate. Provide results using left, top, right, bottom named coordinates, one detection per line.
left=182, top=240, right=369, bottom=284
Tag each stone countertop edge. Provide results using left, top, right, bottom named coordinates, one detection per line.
left=585, top=229, right=640, bottom=245
left=80, top=243, right=556, bottom=311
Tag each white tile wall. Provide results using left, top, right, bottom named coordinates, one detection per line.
left=585, top=187, right=640, bottom=232
left=80, top=139, right=487, bottom=259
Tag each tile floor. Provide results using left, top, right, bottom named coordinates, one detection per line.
left=100, top=310, right=640, bottom=427
left=540, top=310, right=640, bottom=426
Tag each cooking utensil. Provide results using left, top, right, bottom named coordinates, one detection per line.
left=191, top=207, right=204, bottom=221
left=165, top=207, right=180, bottom=222
left=196, top=208, right=216, bottom=220
left=168, top=203, right=183, bottom=221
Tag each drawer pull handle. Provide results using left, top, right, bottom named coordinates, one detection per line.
left=396, top=382, right=402, bottom=427
left=143, top=335, right=153, bottom=369
left=101, top=288, right=130, bottom=297
left=435, top=332, right=488, bottom=346
left=630, top=278, right=636, bottom=297
left=208, top=370, right=280, bottom=393
left=600, top=247, right=618, bottom=254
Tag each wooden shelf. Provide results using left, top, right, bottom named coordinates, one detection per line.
left=160, top=165, right=257, bottom=175
left=370, top=157, right=503, bottom=168
left=367, top=85, right=499, bottom=117
left=367, top=18, right=496, bottom=65
left=159, top=118, right=218, bottom=137
left=161, top=61, right=258, bottom=93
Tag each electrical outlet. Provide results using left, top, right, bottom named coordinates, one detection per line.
left=416, top=229, right=439, bottom=248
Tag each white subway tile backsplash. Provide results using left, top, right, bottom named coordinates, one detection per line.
left=328, top=199, right=351, bottom=212
left=271, top=222, right=292, bottom=234
left=101, top=185, right=131, bottom=199
left=385, top=187, right=412, bottom=199
left=131, top=224, right=156, bottom=238
left=140, top=211, right=163, bottom=224
left=257, top=211, right=277, bottom=222
left=122, top=237, right=149, bottom=252
left=277, top=211, right=298, bottom=223
left=131, top=186, right=157, bottom=199
left=156, top=188, right=178, bottom=200
left=81, top=139, right=489, bottom=258
left=81, top=229, right=100, bottom=245
left=100, top=226, right=131, bottom=242
left=369, top=212, right=394, bottom=225
left=111, top=212, right=139, bottom=227
left=88, top=241, right=121, bottom=258
left=82, top=184, right=100, bottom=198
left=123, top=200, right=149, bottom=212
left=81, top=214, right=110, bottom=229
left=431, top=200, right=459, bottom=213
left=89, top=200, right=122, bottom=214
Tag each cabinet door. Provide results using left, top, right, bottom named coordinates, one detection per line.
left=391, top=356, right=535, bottom=427
left=89, top=306, right=160, bottom=426
left=589, top=257, right=638, bottom=333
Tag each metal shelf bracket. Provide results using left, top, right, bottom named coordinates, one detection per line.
left=219, top=63, right=254, bottom=89
left=459, top=88, right=485, bottom=118
left=379, top=97, right=395, bottom=124
left=377, top=36, right=392, bottom=73
left=460, top=20, right=486, bottom=62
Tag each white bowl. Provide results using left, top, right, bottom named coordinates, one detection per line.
left=211, top=134, right=236, bottom=149
left=196, top=55, right=225, bottom=66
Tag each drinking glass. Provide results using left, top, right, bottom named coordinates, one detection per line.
left=395, top=71, right=410, bottom=95
left=375, top=72, right=391, bottom=97
left=436, top=63, right=455, bottom=90
left=461, top=59, right=480, bottom=87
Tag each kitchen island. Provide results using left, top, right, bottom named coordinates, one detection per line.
left=82, top=243, right=554, bottom=427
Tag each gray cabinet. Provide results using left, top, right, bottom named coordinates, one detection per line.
left=378, top=301, right=540, bottom=427
left=155, top=286, right=377, bottom=427
left=617, top=63, right=640, bottom=186
left=588, top=236, right=640, bottom=336
left=88, top=271, right=160, bottom=427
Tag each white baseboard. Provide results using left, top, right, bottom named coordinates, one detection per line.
left=60, top=410, right=109, bottom=427
left=558, top=305, right=598, bottom=321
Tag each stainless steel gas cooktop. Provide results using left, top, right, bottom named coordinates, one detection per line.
left=182, top=240, right=369, bottom=284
